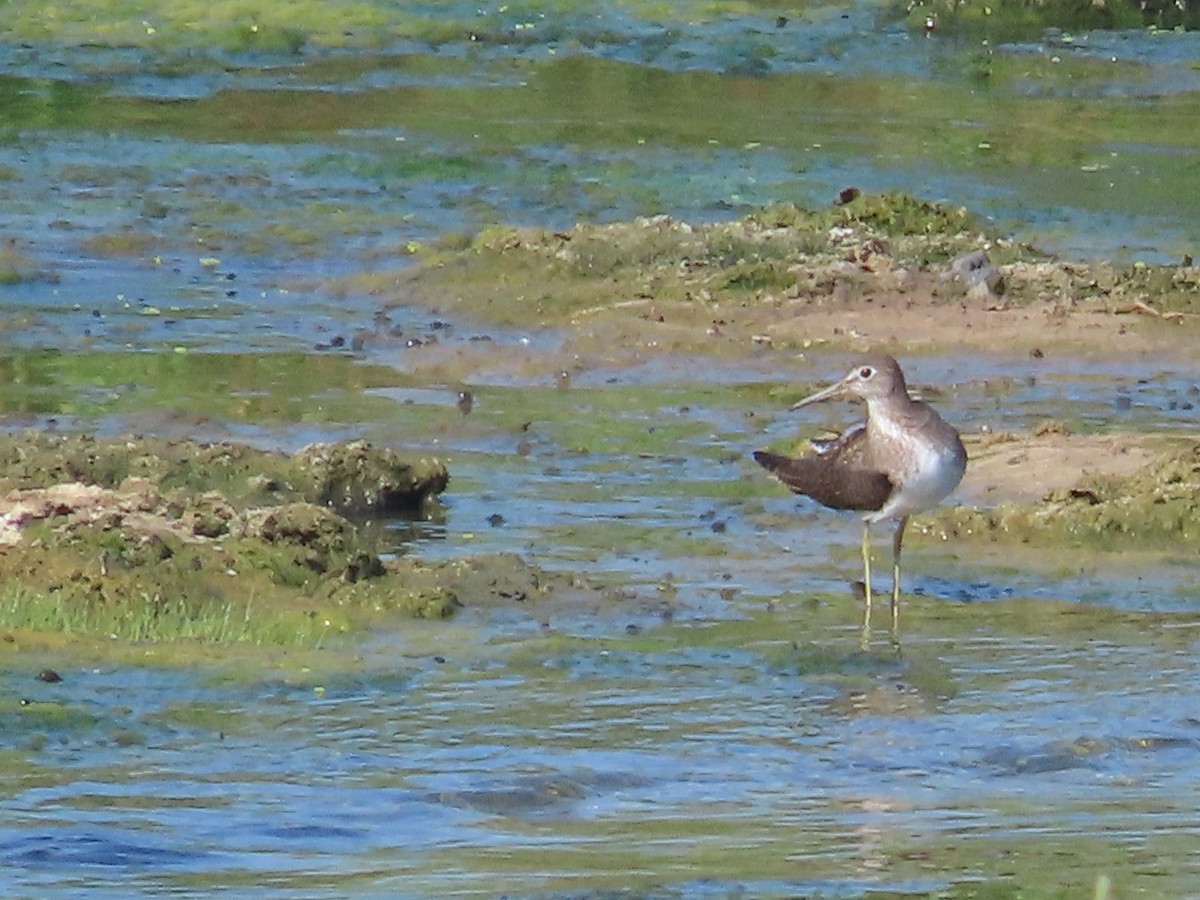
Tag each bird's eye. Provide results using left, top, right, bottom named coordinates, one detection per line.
left=858, top=366, right=874, bottom=379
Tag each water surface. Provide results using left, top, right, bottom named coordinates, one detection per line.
left=2, top=5, right=1200, bottom=897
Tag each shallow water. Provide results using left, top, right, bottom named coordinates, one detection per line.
left=5, top=604, right=1200, bottom=897
left=2, top=5, right=1200, bottom=897
left=5, top=343, right=1198, bottom=896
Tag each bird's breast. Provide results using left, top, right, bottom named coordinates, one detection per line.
left=866, top=413, right=966, bottom=520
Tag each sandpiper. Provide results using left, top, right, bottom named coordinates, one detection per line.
left=754, top=354, right=966, bottom=647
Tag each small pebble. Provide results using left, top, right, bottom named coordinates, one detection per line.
left=836, top=186, right=860, bottom=205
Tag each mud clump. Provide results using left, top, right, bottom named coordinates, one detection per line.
left=0, top=432, right=470, bottom=646
left=0, top=432, right=608, bottom=649
left=0, top=432, right=448, bottom=516
left=290, top=441, right=449, bottom=516
left=245, top=503, right=387, bottom=582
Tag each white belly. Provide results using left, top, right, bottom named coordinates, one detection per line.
left=865, top=417, right=966, bottom=523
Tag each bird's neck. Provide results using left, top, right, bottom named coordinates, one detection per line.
left=865, top=393, right=914, bottom=424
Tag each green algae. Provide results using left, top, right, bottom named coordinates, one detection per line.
left=7, top=49, right=1200, bottom=284
left=393, top=192, right=1200, bottom=350
left=0, top=434, right=600, bottom=657
left=396, top=192, right=1013, bottom=327
left=81, top=230, right=160, bottom=258
left=154, top=699, right=251, bottom=734
left=937, top=441, right=1200, bottom=550
left=0, top=239, right=56, bottom=285
left=504, top=605, right=929, bottom=684
left=466, top=381, right=759, bottom=458
left=0, top=517, right=452, bottom=646
left=0, top=432, right=459, bottom=648
left=894, top=0, right=1198, bottom=38
left=0, top=693, right=99, bottom=734
left=554, top=520, right=732, bottom=560
left=0, top=0, right=814, bottom=55
left=0, top=432, right=448, bottom=514
left=0, top=1, right=397, bottom=52
left=0, top=350, right=410, bottom=423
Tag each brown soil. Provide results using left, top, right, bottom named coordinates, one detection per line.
left=959, top=430, right=1160, bottom=506
left=753, top=289, right=1195, bottom=360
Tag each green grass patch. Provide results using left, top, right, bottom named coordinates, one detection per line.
left=0, top=584, right=340, bottom=647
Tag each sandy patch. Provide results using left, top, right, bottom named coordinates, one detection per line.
left=957, top=430, right=1160, bottom=506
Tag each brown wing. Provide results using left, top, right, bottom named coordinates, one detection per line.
left=753, top=427, right=893, bottom=513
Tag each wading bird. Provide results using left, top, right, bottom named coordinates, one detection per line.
left=754, top=354, right=966, bottom=648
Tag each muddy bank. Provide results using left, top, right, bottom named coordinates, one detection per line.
left=0, top=433, right=583, bottom=649
left=367, top=193, right=1199, bottom=371
left=935, top=436, right=1200, bottom=549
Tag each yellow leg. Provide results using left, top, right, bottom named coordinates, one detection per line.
left=860, top=522, right=872, bottom=651
left=890, top=516, right=909, bottom=645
